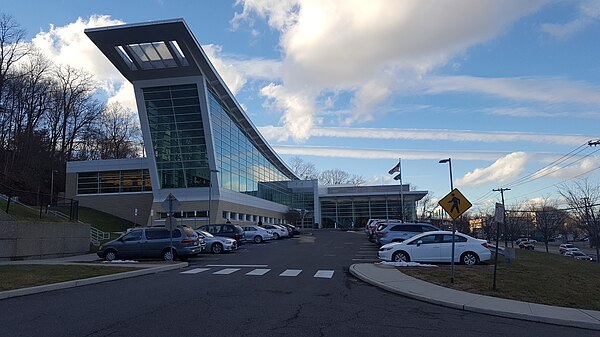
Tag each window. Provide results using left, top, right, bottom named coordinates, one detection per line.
left=122, top=230, right=142, bottom=242
left=441, top=235, right=467, bottom=243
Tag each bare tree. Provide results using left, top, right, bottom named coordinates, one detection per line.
left=319, top=169, right=349, bottom=185
left=560, top=179, right=600, bottom=262
left=97, top=102, right=141, bottom=159
left=347, top=174, right=366, bottom=186
left=0, top=13, right=28, bottom=103
left=288, top=156, right=319, bottom=180
left=528, top=197, right=566, bottom=253
left=416, top=192, right=434, bottom=220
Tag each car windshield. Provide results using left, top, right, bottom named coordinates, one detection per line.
left=199, top=230, right=214, bottom=238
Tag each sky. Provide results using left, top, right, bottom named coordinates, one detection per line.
left=3, top=0, right=600, bottom=213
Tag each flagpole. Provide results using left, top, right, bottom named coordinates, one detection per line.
left=399, top=158, right=405, bottom=222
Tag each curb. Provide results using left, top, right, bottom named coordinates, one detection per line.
left=349, top=264, right=600, bottom=331
left=0, top=262, right=188, bottom=300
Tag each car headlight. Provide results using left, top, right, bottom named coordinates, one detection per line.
left=380, top=245, right=394, bottom=251
left=98, top=245, right=103, bottom=250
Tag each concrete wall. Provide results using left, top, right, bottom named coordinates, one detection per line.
left=0, top=221, right=90, bottom=261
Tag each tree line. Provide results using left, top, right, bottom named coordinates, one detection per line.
left=0, top=13, right=140, bottom=197
left=288, top=156, right=366, bottom=185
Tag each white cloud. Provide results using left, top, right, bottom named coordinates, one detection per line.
left=31, top=15, right=126, bottom=84
left=531, top=156, right=600, bottom=180
left=424, top=75, right=600, bottom=106
left=259, top=126, right=593, bottom=146
left=488, top=107, right=600, bottom=119
left=234, top=0, right=547, bottom=141
left=260, top=83, right=316, bottom=142
left=456, top=152, right=529, bottom=186
left=542, top=0, right=600, bottom=39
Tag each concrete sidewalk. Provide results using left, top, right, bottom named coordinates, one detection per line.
left=350, top=263, right=600, bottom=331
left=0, top=253, right=187, bottom=300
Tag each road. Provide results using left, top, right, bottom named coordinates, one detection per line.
left=1, top=230, right=597, bottom=337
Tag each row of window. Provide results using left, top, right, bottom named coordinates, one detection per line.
left=77, top=170, right=152, bottom=194
left=154, top=209, right=285, bottom=225
left=320, top=198, right=416, bottom=228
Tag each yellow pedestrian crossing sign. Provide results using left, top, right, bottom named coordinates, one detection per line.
left=439, top=188, right=472, bottom=220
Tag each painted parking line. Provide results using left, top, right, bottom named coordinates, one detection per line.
left=314, top=270, right=335, bottom=279
left=205, top=264, right=268, bottom=268
left=246, top=268, right=271, bottom=276
left=279, top=269, right=302, bottom=277
left=213, top=268, right=241, bottom=275
left=181, top=268, right=211, bottom=274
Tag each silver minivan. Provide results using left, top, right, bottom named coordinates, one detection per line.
left=97, top=226, right=203, bottom=261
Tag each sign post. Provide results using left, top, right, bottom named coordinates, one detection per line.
left=162, top=193, right=180, bottom=261
left=439, top=188, right=472, bottom=283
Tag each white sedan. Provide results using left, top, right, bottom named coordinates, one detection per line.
left=378, top=231, right=491, bottom=266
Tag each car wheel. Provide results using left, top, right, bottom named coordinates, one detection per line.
left=461, top=252, right=479, bottom=266
left=392, top=251, right=409, bottom=262
left=104, top=249, right=117, bottom=261
left=273, top=233, right=280, bottom=240
left=211, top=242, right=223, bottom=254
left=254, top=235, right=263, bottom=244
left=162, top=249, right=175, bottom=261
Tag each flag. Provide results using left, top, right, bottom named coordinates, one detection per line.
left=393, top=173, right=401, bottom=181
left=388, top=163, right=400, bottom=174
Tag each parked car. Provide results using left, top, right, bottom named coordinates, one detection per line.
left=515, top=238, right=536, bottom=245
left=282, top=224, right=300, bottom=237
left=559, top=243, right=577, bottom=254
left=366, top=219, right=399, bottom=242
left=565, top=250, right=593, bottom=261
left=242, top=225, right=274, bottom=243
left=378, top=231, right=491, bottom=265
left=195, top=230, right=237, bottom=254
left=197, top=224, right=246, bottom=244
left=562, top=247, right=581, bottom=255
left=375, top=223, right=439, bottom=245
left=97, top=226, right=203, bottom=261
left=262, top=224, right=289, bottom=239
left=518, top=241, right=535, bottom=250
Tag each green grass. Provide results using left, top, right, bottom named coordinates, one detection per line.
left=0, top=265, right=139, bottom=291
left=75, top=206, right=133, bottom=233
left=0, top=199, right=67, bottom=222
left=400, top=249, right=600, bottom=310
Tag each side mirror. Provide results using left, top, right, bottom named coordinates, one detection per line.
left=416, top=240, right=423, bottom=247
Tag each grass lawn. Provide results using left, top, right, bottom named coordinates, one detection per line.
left=0, top=265, right=139, bottom=291
left=0, top=199, right=66, bottom=222
left=399, top=249, right=600, bottom=311
left=76, top=206, right=133, bottom=233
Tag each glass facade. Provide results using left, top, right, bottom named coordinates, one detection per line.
left=143, top=84, right=209, bottom=189
left=320, top=196, right=415, bottom=229
left=77, top=169, right=152, bottom=195
left=208, top=86, right=303, bottom=207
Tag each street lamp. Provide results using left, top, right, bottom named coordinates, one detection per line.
left=50, top=169, right=58, bottom=206
left=439, top=158, right=456, bottom=283
left=208, top=169, right=219, bottom=226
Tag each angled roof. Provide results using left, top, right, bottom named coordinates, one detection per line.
left=85, top=19, right=298, bottom=180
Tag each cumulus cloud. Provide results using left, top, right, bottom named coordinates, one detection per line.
left=531, top=156, right=600, bottom=180
left=456, top=152, right=529, bottom=186
left=542, top=0, right=600, bottom=39
left=233, top=0, right=546, bottom=141
left=259, top=126, right=594, bottom=146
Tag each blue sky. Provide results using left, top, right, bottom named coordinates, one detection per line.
left=3, top=0, right=600, bottom=212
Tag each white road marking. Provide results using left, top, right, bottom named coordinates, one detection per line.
left=205, top=264, right=268, bottom=268
left=314, top=270, right=335, bottom=278
left=246, top=268, right=271, bottom=276
left=279, top=269, right=302, bottom=277
left=213, top=268, right=241, bottom=275
left=181, top=268, right=210, bottom=274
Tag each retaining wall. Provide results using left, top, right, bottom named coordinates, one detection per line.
left=0, top=221, right=90, bottom=260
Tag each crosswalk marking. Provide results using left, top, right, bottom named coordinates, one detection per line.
left=279, top=269, right=302, bottom=277
left=246, top=268, right=271, bottom=276
left=213, top=268, right=240, bottom=275
left=181, top=268, right=210, bottom=274
left=314, top=270, right=334, bottom=279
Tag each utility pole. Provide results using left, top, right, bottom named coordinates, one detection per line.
left=493, top=188, right=511, bottom=247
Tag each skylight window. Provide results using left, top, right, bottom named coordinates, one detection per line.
left=116, top=40, right=188, bottom=71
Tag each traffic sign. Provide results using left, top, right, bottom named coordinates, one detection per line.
left=161, top=193, right=180, bottom=214
left=439, top=188, right=472, bottom=220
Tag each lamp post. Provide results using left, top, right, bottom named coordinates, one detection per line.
left=208, top=169, right=219, bottom=226
left=439, top=158, right=456, bottom=283
left=50, top=169, right=58, bottom=206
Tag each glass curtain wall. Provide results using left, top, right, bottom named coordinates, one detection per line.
left=142, top=84, right=209, bottom=189
left=77, top=169, right=152, bottom=194
left=320, top=197, right=416, bottom=229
